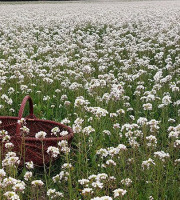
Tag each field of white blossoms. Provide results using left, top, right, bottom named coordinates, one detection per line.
left=0, top=1, right=180, bottom=199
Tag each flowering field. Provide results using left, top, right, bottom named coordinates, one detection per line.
left=0, top=1, right=180, bottom=200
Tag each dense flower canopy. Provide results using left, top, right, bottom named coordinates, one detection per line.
left=0, top=1, right=180, bottom=199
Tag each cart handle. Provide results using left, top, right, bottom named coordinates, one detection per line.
left=16, top=96, right=36, bottom=136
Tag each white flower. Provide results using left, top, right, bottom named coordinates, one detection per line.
left=174, top=140, right=180, bottom=148
left=82, top=188, right=93, bottom=195
left=12, top=181, right=25, bottom=193
left=168, top=131, right=179, bottom=139
left=5, top=143, right=14, bottom=149
left=47, top=146, right=60, bottom=158
left=35, top=131, right=47, bottom=139
left=47, top=188, right=56, bottom=196
left=82, top=126, right=95, bottom=135
left=17, top=118, right=25, bottom=125
left=142, top=158, right=156, bottom=170
left=78, top=179, right=90, bottom=185
left=96, top=148, right=108, bottom=158
left=61, top=163, right=72, bottom=169
left=31, top=180, right=44, bottom=187
left=72, top=124, right=82, bottom=133
left=2, top=177, right=17, bottom=188
left=103, top=130, right=111, bottom=136
left=86, top=107, right=108, bottom=118
left=52, top=171, right=69, bottom=183
left=113, top=123, right=120, bottom=129
left=143, top=103, right=152, bottom=111
left=5, top=152, right=16, bottom=158
left=113, top=188, right=127, bottom=197
left=88, top=174, right=97, bottom=181
left=60, top=130, right=69, bottom=137
left=146, top=135, right=157, bottom=147
left=4, top=191, right=20, bottom=200
left=24, top=171, right=32, bottom=181
left=74, top=118, right=84, bottom=125
left=149, top=196, right=154, bottom=200
left=2, top=135, right=11, bottom=142
left=162, top=95, right=172, bottom=105
left=43, top=96, right=50, bottom=101
left=96, top=173, right=108, bottom=181
left=2, top=156, right=20, bottom=167
left=20, top=126, right=30, bottom=134
left=58, top=140, right=68, bottom=147
left=25, top=161, right=34, bottom=169
left=148, top=119, right=160, bottom=132
left=74, top=96, right=90, bottom=107
left=154, top=151, right=170, bottom=162
left=0, top=130, right=8, bottom=137
left=121, top=178, right=132, bottom=186
left=47, top=188, right=64, bottom=198
left=8, top=87, right=15, bottom=94
left=54, top=191, right=64, bottom=198
left=91, top=196, right=112, bottom=200
left=175, top=124, right=180, bottom=132
left=51, top=127, right=60, bottom=136
left=174, top=159, right=180, bottom=165
left=137, top=117, right=148, bottom=126
left=117, top=144, right=127, bottom=151
left=106, top=159, right=116, bottom=166
left=0, top=169, right=6, bottom=180
left=61, top=118, right=71, bottom=124
left=92, top=181, right=104, bottom=189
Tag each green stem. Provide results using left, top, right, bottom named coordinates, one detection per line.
left=22, top=133, right=26, bottom=166
left=48, top=159, right=52, bottom=177
left=0, top=143, right=2, bottom=168
left=41, top=141, right=48, bottom=191
left=66, top=153, right=72, bottom=200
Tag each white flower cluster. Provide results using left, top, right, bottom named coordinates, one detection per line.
left=142, top=158, right=156, bottom=170
left=72, top=118, right=84, bottom=134
left=168, top=124, right=180, bottom=139
left=91, top=196, right=112, bottom=200
left=154, top=151, right=170, bottom=162
left=31, top=180, right=44, bottom=187
left=4, top=191, right=20, bottom=200
left=47, top=146, right=60, bottom=158
left=52, top=171, right=70, bottom=183
left=96, top=144, right=127, bottom=159
left=1, top=177, right=26, bottom=196
left=58, top=140, right=70, bottom=153
left=0, top=169, right=6, bottom=181
left=60, top=131, right=69, bottom=137
left=35, top=131, right=47, bottom=139
left=1, top=94, right=13, bottom=105
left=51, top=127, right=60, bottom=136
left=82, top=126, right=95, bottom=136
left=74, top=96, right=90, bottom=107
left=121, top=178, right=132, bottom=187
left=20, top=126, right=30, bottom=135
left=24, top=172, right=32, bottom=181
left=2, top=152, right=20, bottom=168
left=79, top=173, right=116, bottom=198
left=146, top=135, right=157, bottom=147
left=86, top=107, right=108, bottom=118
left=25, top=161, right=34, bottom=170
left=113, top=188, right=127, bottom=198
left=47, top=188, right=64, bottom=199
